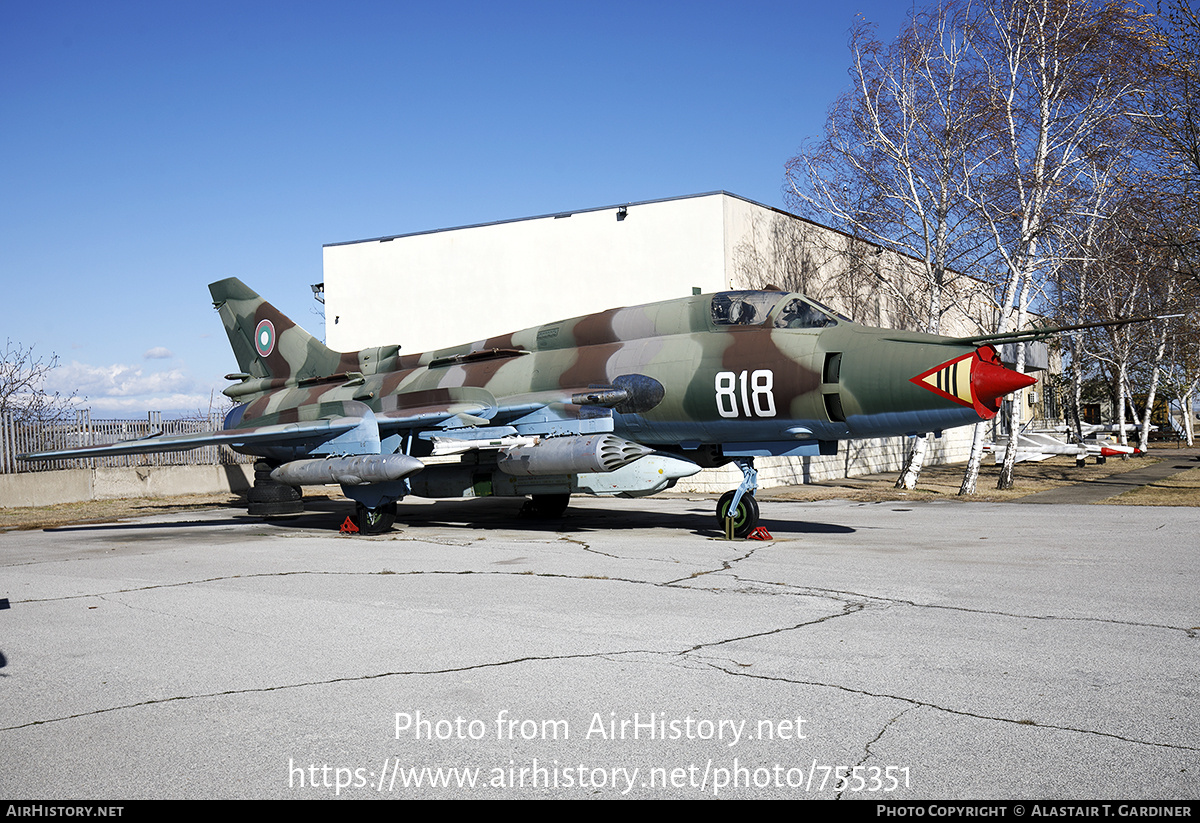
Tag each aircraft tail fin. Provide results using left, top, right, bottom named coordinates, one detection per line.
left=209, top=278, right=347, bottom=382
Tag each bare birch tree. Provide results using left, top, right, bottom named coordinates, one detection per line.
left=958, top=0, right=1155, bottom=492
left=1132, top=0, right=1200, bottom=288
left=1159, top=307, right=1200, bottom=445
left=785, top=2, right=996, bottom=489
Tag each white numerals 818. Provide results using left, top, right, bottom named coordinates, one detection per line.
left=715, top=370, right=776, bottom=418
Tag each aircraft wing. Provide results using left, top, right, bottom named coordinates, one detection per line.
left=375, top=385, right=498, bottom=431
left=18, top=418, right=363, bottom=461
left=22, top=384, right=638, bottom=464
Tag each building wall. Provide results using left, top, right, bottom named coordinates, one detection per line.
left=323, top=194, right=732, bottom=354
left=323, top=191, right=998, bottom=350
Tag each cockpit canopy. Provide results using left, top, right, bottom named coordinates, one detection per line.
left=710, top=291, right=849, bottom=329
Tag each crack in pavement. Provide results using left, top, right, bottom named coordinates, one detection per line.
left=662, top=546, right=760, bottom=586
left=6, top=568, right=712, bottom=605
left=92, top=592, right=268, bottom=638
left=7, top=554, right=1191, bottom=757
left=678, top=602, right=867, bottom=654
left=0, top=647, right=666, bottom=732
left=8, top=603, right=1194, bottom=759
left=835, top=705, right=915, bottom=800
left=0, top=600, right=868, bottom=731
left=0, top=593, right=865, bottom=732
left=727, top=578, right=1199, bottom=638
left=5, top=558, right=781, bottom=606
left=697, top=660, right=1199, bottom=753
left=555, top=534, right=621, bottom=560
left=10, top=635, right=1194, bottom=759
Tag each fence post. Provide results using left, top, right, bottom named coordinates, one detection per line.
left=1, top=412, right=10, bottom=474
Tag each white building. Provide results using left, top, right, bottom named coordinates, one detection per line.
left=321, top=191, right=1010, bottom=487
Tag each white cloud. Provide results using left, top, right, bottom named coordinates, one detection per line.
left=143, top=347, right=174, bottom=359
left=49, top=361, right=192, bottom=397
left=80, top=393, right=217, bottom=417
left=43, top=361, right=223, bottom=418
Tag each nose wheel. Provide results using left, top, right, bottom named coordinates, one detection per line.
left=717, top=489, right=759, bottom=538
left=716, top=457, right=759, bottom=538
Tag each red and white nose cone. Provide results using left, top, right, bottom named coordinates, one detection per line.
left=911, top=345, right=1037, bottom=420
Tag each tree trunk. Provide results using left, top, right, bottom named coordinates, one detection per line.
left=997, top=295, right=1031, bottom=490
left=1116, top=359, right=1129, bottom=449
left=1138, top=322, right=1169, bottom=453
left=896, top=434, right=930, bottom=490
left=1185, top=389, right=1196, bottom=446
left=958, top=422, right=987, bottom=495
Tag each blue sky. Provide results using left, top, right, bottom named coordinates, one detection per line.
left=2, top=0, right=916, bottom=417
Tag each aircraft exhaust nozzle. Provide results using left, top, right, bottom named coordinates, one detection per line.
left=271, top=454, right=424, bottom=486
left=497, top=434, right=653, bottom=477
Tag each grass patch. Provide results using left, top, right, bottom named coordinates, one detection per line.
left=759, top=453, right=1178, bottom=505
left=1103, top=466, right=1200, bottom=507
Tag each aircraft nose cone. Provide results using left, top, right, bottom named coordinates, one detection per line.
left=971, top=350, right=1037, bottom=416
left=910, top=344, right=1038, bottom=421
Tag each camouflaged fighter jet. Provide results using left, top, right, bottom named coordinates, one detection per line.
left=23, top=278, right=1036, bottom=535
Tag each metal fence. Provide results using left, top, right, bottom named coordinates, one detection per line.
left=0, top=409, right=252, bottom=474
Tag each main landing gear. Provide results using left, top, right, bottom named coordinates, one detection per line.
left=717, top=458, right=760, bottom=539
left=354, top=502, right=397, bottom=535
left=519, top=494, right=571, bottom=519
left=343, top=482, right=408, bottom=535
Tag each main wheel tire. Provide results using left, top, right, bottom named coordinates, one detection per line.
left=520, top=494, right=570, bottom=519
left=354, top=502, right=396, bottom=535
left=716, top=490, right=759, bottom=538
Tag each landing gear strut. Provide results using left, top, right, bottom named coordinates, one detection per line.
left=716, top=458, right=759, bottom=538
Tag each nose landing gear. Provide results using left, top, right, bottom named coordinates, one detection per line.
left=717, top=458, right=759, bottom=539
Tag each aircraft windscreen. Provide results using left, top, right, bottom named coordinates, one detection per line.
left=710, top=292, right=780, bottom=327
left=773, top=297, right=842, bottom=329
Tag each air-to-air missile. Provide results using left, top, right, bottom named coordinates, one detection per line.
left=984, top=428, right=1145, bottom=466
left=23, top=279, right=1037, bottom=536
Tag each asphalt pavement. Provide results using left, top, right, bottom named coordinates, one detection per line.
left=1, top=486, right=1197, bottom=800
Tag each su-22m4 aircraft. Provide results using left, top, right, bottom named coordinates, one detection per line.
left=25, top=279, right=1036, bottom=536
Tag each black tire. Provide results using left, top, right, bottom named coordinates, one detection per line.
left=354, top=502, right=397, bottom=535
left=247, top=464, right=303, bottom=516
left=717, top=490, right=759, bottom=538
left=520, top=494, right=570, bottom=519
